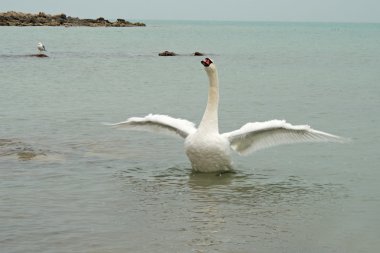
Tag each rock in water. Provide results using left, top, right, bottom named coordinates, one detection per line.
left=158, top=51, right=177, bottom=56
left=193, top=52, right=204, bottom=56
left=29, top=54, right=48, bottom=58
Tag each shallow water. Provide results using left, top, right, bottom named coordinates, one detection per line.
left=1, top=21, right=379, bottom=252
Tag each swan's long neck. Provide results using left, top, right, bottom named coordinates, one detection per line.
left=198, top=68, right=219, bottom=133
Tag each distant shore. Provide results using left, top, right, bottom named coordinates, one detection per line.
left=0, top=11, right=145, bottom=27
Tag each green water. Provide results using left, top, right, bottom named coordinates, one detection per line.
left=1, top=21, right=379, bottom=252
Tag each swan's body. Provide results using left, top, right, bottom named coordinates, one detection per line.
left=109, top=58, right=344, bottom=172
left=37, top=42, right=46, bottom=53
left=185, top=131, right=233, bottom=172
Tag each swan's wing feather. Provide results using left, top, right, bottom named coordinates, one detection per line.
left=105, top=114, right=197, bottom=139
left=222, top=120, right=346, bottom=155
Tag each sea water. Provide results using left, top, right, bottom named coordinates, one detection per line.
left=1, top=21, right=379, bottom=252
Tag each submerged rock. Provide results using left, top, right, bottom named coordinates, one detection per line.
left=0, top=11, right=146, bottom=27
left=17, top=151, right=38, bottom=161
left=0, top=138, right=64, bottom=162
left=0, top=138, right=44, bottom=160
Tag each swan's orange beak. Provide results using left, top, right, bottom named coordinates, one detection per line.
left=201, top=58, right=213, bottom=67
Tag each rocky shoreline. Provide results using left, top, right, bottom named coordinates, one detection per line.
left=0, top=11, right=145, bottom=27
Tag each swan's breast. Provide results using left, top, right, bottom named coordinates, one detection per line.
left=184, top=132, right=232, bottom=172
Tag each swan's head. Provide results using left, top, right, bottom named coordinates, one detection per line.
left=201, top=58, right=216, bottom=73
left=201, top=58, right=213, bottom=67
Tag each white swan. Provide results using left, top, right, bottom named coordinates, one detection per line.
left=108, top=58, right=344, bottom=172
left=37, top=42, right=46, bottom=53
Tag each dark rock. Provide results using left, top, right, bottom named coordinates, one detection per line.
left=159, top=51, right=177, bottom=56
left=193, top=52, right=204, bottom=56
left=38, top=12, right=47, bottom=18
left=28, top=54, right=48, bottom=58
left=133, top=22, right=145, bottom=26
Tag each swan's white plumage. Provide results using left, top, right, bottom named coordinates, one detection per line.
left=222, top=120, right=345, bottom=155
left=107, top=114, right=197, bottom=138
left=108, top=58, right=345, bottom=172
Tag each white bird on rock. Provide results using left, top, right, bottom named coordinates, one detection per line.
left=108, top=58, right=345, bottom=173
left=37, top=42, right=46, bottom=53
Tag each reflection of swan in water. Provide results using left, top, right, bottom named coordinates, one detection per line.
left=188, top=171, right=234, bottom=188
left=108, top=58, right=345, bottom=173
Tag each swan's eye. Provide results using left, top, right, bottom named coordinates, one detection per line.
left=201, top=58, right=213, bottom=67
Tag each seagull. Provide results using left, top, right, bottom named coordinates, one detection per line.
left=108, top=58, right=345, bottom=173
left=37, top=42, right=46, bottom=53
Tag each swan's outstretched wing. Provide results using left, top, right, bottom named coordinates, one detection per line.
left=222, top=120, right=346, bottom=155
left=106, top=114, right=197, bottom=139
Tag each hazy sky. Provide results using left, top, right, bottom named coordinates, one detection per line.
left=2, top=0, right=379, bottom=23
